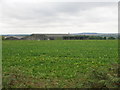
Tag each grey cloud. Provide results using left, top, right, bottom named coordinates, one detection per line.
left=1, top=2, right=116, bottom=20
left=0, top=1, right=118, bottom=34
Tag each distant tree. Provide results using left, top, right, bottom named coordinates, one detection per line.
left=103, top=37, right=106, bottom=40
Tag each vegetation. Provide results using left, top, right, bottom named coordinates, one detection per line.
left=2, top=36, right=5, bottom=40
left=2, top=40, right=119, bottom=88
left=108, top=37, right=116, bottom=40
left=63, top=35, right=116, bottom=40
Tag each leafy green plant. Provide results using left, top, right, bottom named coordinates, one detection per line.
left=85, top=64, right=119, bottom=88
left=2, top=40, right=118, bottom=88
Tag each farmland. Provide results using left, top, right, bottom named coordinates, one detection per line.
left=2, top=40, right=119, bottom=88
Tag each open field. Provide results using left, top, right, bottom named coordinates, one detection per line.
left=2, top=40, right=119, bottom=88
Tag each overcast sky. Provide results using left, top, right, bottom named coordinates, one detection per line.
left=0, top=0, right=118, bottom=34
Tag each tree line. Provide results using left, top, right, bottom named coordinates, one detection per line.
left=63, top=35, right=116, bottom=40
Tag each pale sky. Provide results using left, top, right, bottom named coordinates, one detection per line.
left=0, top=0, right=118, bottom=34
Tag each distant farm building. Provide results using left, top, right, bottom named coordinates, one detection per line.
left=21, top=34, right=72, bottom=40
left=5, top=36, right=20, bottom=40
left=21, top=34, right=48, bottom=40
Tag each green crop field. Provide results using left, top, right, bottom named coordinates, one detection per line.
left=2, top=40, right=119, bottom=88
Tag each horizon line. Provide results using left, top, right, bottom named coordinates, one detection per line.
left=1, top=32, right=119, bottom=35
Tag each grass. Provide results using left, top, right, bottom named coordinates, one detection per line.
left=2, top=40, right=119, bottom=88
